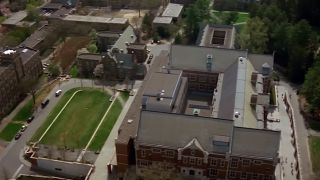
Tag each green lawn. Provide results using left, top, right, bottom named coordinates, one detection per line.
left=31, top=88, right=111, bottom=149
left=12, top=100, right=33, bottom=122
left=70, top=65, right=79, bottom=78
left=309, top=136, right=320, bottom=175
left=88, top=99, right=122, bottom=151
left=212, top=11, right=249, bottom=24
left=0, top=123, right=23, bottom=141
left=0, top=16, right=6, bottom=23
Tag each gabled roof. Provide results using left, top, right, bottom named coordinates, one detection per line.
left=111, top=25, right=136, bottom=54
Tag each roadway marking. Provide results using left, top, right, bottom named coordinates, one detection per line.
left=10, top=164, right=24, bottom=179
left=37, top=90, right=83, bottom=143
left=76, top=92, right=119, bottom=162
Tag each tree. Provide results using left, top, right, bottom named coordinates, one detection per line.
left=157, top=26, right=170, bottom=38
left=303, top=57, right=320, bottom=112
left=48, top=64, right=60, bottom=78
left=26, top=4, right=40, bottom=22
left=195, top=0, right=211, bottom=20
left=221, top=11, right=238, bottom=25
left=185, top=4, right=201, bottom=43
left=87, top=43, right=98, bottom=53
left=297, top=0, right=320, bottom=26
left=174, top=33, right=182, bottom=44
left=287, top=20, right=318, bottom=83
left=238, top=17, right=268, bottom=53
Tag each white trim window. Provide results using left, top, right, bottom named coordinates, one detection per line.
left=229, top=171, right=236, bottom=178
left=252, top=173, right=258, bottom=180
left=197, top=158, right=202, bottom=166
left=254, top=160, right=262, bottom=165
left=240, top=172, right=247, bottom=179
left=190, top=157, right=196, bottom=165
left=209, top=169, right=218, bottom=176
left=141, top=149, right=146, bottom=158
left=166, top=150, right=174, bottom=158
left=220, top=160, right=225, bottom=167
left=183, top=156, right=188, bottom=164
left=242, top=159, right=251, bottom=167
left=230, top=158, right=238, bottom=168
left=210, top=158, right=218, bottom=166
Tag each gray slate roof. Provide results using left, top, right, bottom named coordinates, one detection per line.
left=231, top=127, right=280, bottom=159
left=137, top=110, right=281, bottom=159
left=137, top=110, right=234, bottom=153
left=170, top=45, right=247, bottom=72
left=112, top=25, right=136, bottom=54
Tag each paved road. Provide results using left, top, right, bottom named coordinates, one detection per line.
left=0, top=42, right=168, bottom=178
left=278, top=77, right=316, bottom=180
left=0, top=79, right=130, bottom=179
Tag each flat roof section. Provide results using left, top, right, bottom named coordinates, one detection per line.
left=63, top=15, right=128, bottom=24
left=198, top=24, right=235, bottom=49
left=153, top=17, right=173, bottom=24
left=162, top=3, right=184, bottom=18
left=143, top=70, right=182, bottom=98
left=2, top=11, right=27, bottom=25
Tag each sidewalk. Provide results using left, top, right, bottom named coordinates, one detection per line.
left=89, top=82, right=141, bottom=180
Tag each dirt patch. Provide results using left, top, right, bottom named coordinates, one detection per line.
left=52, top=37, right=91, bottom=72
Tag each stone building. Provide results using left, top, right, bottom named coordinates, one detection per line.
left=0, top=47, right=42, bottom=118
left=127, top=43, right=147, bottom=63
left=115, top=44, right=276, bottom=179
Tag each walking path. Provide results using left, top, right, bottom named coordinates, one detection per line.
left=89, top=84, right=140, bottom=180
left=279, top=79, right=315, bottom=180
left=269, top=86, right=298, bottom=180
left=37, top=90, right=83, bottom=143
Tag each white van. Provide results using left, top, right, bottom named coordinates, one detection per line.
left=55, top=90, right=62, bottom=97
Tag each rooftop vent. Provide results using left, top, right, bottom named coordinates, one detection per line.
left=125, top=42, right=129, bottom=46
left=120, top=49, right=124, bottom=53
left=234, top=111, right=240, bottom=118
left=22, top=49, right=28, bottom=53
left=3, top=50, right=16, bottom=55
left=127, top=119, right=133, bottom=124
left=131, top=34, right=134, bottom=38
left=206, top=54, right=213, bottom=72
left=193, top=109, right=200, bottom=116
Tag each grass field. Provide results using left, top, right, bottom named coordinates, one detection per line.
left=309, top=136, right=320, bottom=175
left=31, top=88, right=112, bottom=149
left=88, top=92, right=129, bottom=151
left=212, top=11, right=249, bottom=24
left=0, top=123, right=23, bottom=141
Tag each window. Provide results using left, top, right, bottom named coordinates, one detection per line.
left=141, top=149, right=146, bottom=157
left=190, top=149, right=195, bottom=156
left=254, top=160, right=262, bottom=165
left=183, top=156, right=188, bottom=164
left=55, top=168, right=62, bottom=171
left=190, top=157, right=196, bottom=165
left=220, top=160, right=225, bottom=167
left=242, top=159, right=251, bottom=166
left=209, top=169, right=218, bottom=176
left=189, top=170, right=195, bottom=175
left=197, top=158, right=202, bottom=166
left=166, top=150, right=174, bottom=158
left=210, top=159, right=218, bottom=166
left=152, top=148, right=161, bottom=153
left=138, top=160, right=150, bottom=168
left=240, top=172, right=247, bottom=179
left=252, top=173, right=258, bottom=180
left=263, top=175, right=269, bottom=180
left=231, top=158, right=238, bottom=168
left=198, top=75, right=207, bottom=82
left=229, top=171, right=236, bottom=178
left=189, top=74, right=197, bottom=81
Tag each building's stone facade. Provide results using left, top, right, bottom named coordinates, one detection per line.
left=0, top=48, right=42, bottom=118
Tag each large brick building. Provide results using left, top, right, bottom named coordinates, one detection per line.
left=0, top=47, right=42, bottom=118
left=114, top=44, right=278, bottom=179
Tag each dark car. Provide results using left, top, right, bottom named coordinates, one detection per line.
left=27, top=115, right=34, bottom=123
left=41, top=99, right=50, bottom=108
left=15, top=132, right=22, bottom=140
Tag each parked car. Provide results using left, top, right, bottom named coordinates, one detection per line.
left=20, top=125, right=28, bottom=132
left=41, top=99, right=50, bottom=108
left=55, top=89, right=62, bottom=97
left=27, top=115, right=34, bottom=123
left=15, top=132, right=22, bottom=140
